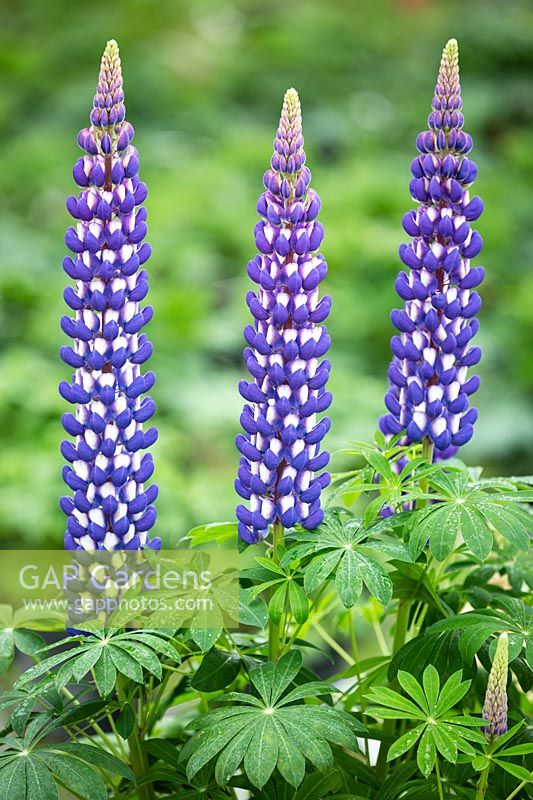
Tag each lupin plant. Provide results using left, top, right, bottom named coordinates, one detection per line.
left=235, top=88, right=332, bottom=544
left=380, top=38, right=484, bottom=461
left=59, top=40, right=160, bottom=551
left=0, top=39, right=531, bottom=800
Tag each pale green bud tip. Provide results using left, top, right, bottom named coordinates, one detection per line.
left=494, top=631, right=509, bottom=670
left=281, top=88, right=302, bottom=132
left=104, top=39, right=120, bottom=60
left=440, top=38, right=459, bottom=75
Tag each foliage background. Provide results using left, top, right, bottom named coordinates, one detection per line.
left=0, top=0, right=532, bottom=548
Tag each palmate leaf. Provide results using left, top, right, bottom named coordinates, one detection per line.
left=368, top=665, right=483, bottom=778
left=0, top=607, right=53, bottom=677
left=408, top=469, right=532, bottom=561
left=0, top=733, right=133, bottom=800
left=428, top=598, right=532, bottom=665
left=15, top=628, right=180, bottom=698
left=185, top=650, right=363, bottom=789
left=282, top=513, right=399, bottom=609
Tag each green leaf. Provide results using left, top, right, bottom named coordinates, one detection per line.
left=432, top=725, right=457, bottom=762
left=396, top=672, right=428, bottom=713
left=498, top=743, right=533, bottom=757
left=12, top=630, right=45, bottom=658
left=277, top=714, right=333, bottom=768
left=237, top=589, right=268, bottom=628
left=214, top=725, right=256, bottom=786
left=435, top=673, right=470, bottom=716
left=188, top=717, right=258, bottom=779
left=250, top=661, right=276, bottom=705
left=288, top=581, right=308, bottom=624
left=114, top=641, right=162, bottom=680
left=48, top=743, right=134, bottom=780
left=268, top=583, right=287, bottom=625
left=416, top=728, right=436, bottom=777
left=459, top=505, right=493, bottom=561
left=11, top=696, right=35, bottom=735
left=109, top=645, right=143, bottom=683
left=336, top=550, right=362, bottom=608
left=492, top=759, right=532, bottom=782
left=191, top=648, right=240, bottom=692
left=243, top=717, right=278, bottom=788
left=387, top=724, right=425, bottom=761
left=92, top=649, right=117, bottom=697
left=116, top=703, right=135, bottom=740
left=143, top=738, right=178, bottom=766
left=422, top=665, right=440, bottom=713
left=15, top=648, right=84, bottom=687
left=37, top=753, right=107, bottom=800
left=23, top=757, right=58, bottom=800
left=477, top=503, right=530, bottom=551
left=357, top=553, right=392, bottom=605
left=185, top=521, right=238, bottom=546
left=120, top=632, right=179, bottom=663
left=427, top=505, right=460, bottom=561
left=278, top=681, right=337, bottom=706
left=271, top=650, right=303, bottom=704
left=293, top=768, right=341, bottom=799
left=271, top=717, right=306, bottom=788
left=72, top=647, right=102, bottom=683
left=304, top=550, right=341, bottom=594
left=0, top=760, right=27, bottom=798
left=190, top=627, right=222, bottom=652
left=367, top=687, right=424, bottom=718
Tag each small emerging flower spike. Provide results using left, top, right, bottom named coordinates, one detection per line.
left=482, top=632, right=509, bottom=737
left=60, top=41, right=160, bottom=551
left=380, top=39, right=484, bottom=456
left=235, top=89, right=332, bottom=543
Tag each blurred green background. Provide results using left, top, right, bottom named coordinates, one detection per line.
left=0, top=0, right=532, bottom=548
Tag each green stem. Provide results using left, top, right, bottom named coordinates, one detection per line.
left=62, top=686, right=124, bottom=760
left=349, top=610, right=368, bottom=763
left=435, top=758, right=445, bottom=800
left=475, top=740, right=495, bottom=800
left=504, top=781, right=527, bottom=800
left=419, top=436, right=434, bottom=507
left=376, top=599, right=410, bottom=779
left=117, top=677, right=154, bottom=800
left=377, top=437, right=435, bottom=782
left=314, top=620, right=355, bottom=666
left=268, top=520, right=285, bottom=662
left=144, top=671, right=173, bottom=733
left=475, top=764, right=491, bottom=800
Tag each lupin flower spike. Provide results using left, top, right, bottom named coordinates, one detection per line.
left=482, top=632, right=509, bottom=736
left=60, top=41, right=160, bottom=551
left=235, top=88, right=332, bottom=543
left=380, top=39, right=484, bottom=456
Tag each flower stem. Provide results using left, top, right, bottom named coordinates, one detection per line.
left=435, top=758, right=445, bottom=800
left=376, top=599, right=411, bottom=778
left=268, top=520, right=285, bottom=662
left=475, top=764, right=491, bottom=800
left=475, top=740, right=495, bottom=800
left=117, top=676, right=154, bottom=800
left=419, top=436, right=434, bottom=507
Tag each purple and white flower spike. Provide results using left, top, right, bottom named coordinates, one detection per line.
left=380, top=39, right=484, bottom=456
left=235, top=88, right=332, bottom=544
left=60, top=40, right=160, bottom=551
